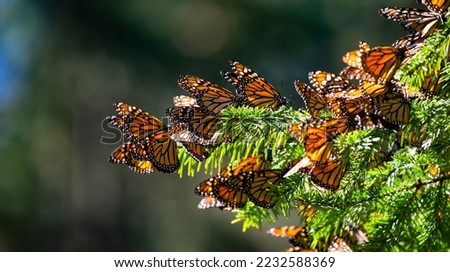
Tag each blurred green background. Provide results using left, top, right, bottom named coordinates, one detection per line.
left=0, top=0, right=417, bottom=251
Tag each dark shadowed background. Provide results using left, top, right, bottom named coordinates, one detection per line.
left=0, top=0, right=417, bottom=251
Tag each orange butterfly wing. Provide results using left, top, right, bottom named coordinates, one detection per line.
left=178, top=75, right=236, bottom=116
left=305, top=160, right=346, bottom=191
left=420, top=0, right=450, bottom=13
left=245, top=169, right=285, bottom=208
left=374, top=91, right=410, bottom=125
left=294, top=80, right=329, bottom=118
left=133, top=130, right=179, bottom=173
left=226, top=60, right=287, bottom=109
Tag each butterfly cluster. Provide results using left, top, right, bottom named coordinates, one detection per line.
left=103, top=0, right=449, bottom=251
left=284, top=0, right=448, bottom=191
left=195, top=154, right=288, bottom=210
left=106, top=61, right=287, bottom=175
left=106, top=102, right=179, bottom=174
left=106, top=0, right=448, bottom=195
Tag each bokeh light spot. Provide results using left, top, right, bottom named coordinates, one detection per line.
left=170, top=1, right=229, bottom=58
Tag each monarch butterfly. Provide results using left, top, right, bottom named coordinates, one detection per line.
left=166, top=114, right=221, bottom=165
left=392, top=34, right=426, bottom=63
left=219, top=154, right=272, bottom=190
left=106, top=114, right=127, bottom=132
left=294, top=80, right=329, bottom=119
left=425, top=74, right=444, bottom=95
left=185, top=108, right=221, bottom=141
left=327, top=237, right=353, bottom=252
left=195, top=177, right=249, bottom=209
left=109, top=141, right=155, bottom=174
left=165, top=121, right=211, bottom=162
left=366, top=150, right=392, bottom=170
left=342, top=41, right=371, bottom=69
left=289, top=121, right=331, bottom=164
left=178, top=75, right=237, bottom=116
left=221, top=60, right=287, bottom=109
left=362, top=80, right=418, bottom=113
left=290, top=118, right=354, bottom=164
left=339, top=66, right=377, bottom=83
left=285, top=157, right=346, bottom=191
left=379, top=7, right=445, bottom=38
left=128, top=111, right=165, bottom=142
left=107, top=104, right=135, bottom=137
left=166, top=106, right=222, bottom=142
left=290, top=117, right=353, bottom=142
left=419, top=0, right=450, bottom=13
left=197, top=196, right=231, bottom=211
left=306, top=159, right=346, bottom=191
left=107, top=103, right=180, bottom=173
left=327, top=95, right=371, bottom=117
left=394, top=80, right=427, bottom=99
left=296, top=77, right=366, bottom=119
left=295, top=200, right=316, bottom=221
left=326, top=88, right=366, bottom=99
left=317, top=117, right=355, bottom=135
left=343, top=41, right=403, bottom=84
left=195, top=155, right=284, bottom=209
left=361, top=81, right=390, bottom=98
left=303, top=132, right=334, bottom=164
left=308, top=70, right=357, bottom=94
left=354, top=112, right=384, bottom=130
left=127, top=158, right=155, bottom=174
left=245, top=169, right=286, bottom=208
left=167, top=120, right=218, bottom=148
left=220, top=155, right=281, bottom=208
left=267, top=225, right=306, bottom=239
left=109, top=141, right=136, bottom=164
left=226, top=154, right=272, bottom=176
left=373, top=91, right=411, bottom=125
left=132, top=130, right=180, bottom=173
left=267, top=225, right=310, bottom=249
left=165, top=106, right=195, bottom=125
left=113, top=101, right=141, bottom=117
left=109, top=102, right=165, bottom=142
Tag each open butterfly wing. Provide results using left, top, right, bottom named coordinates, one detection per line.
left=379, top=7, right=443, bottom=37
left=109, top=141, right=136, bottom=164
left=227, top=60, right=287, bottom=109
left=133, top=130, right=179, bottom=173
left=420, top=0, right=450, bottom=13
left=304, top=160, right=346, bottom=191
left=245, top=170, right=285, bottom=208
left=220, top=154, right=272, bottom=190
left=374, top=91, right=411, bottom=125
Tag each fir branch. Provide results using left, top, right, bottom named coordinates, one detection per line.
left=177, top=106, right=306, bottom=177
